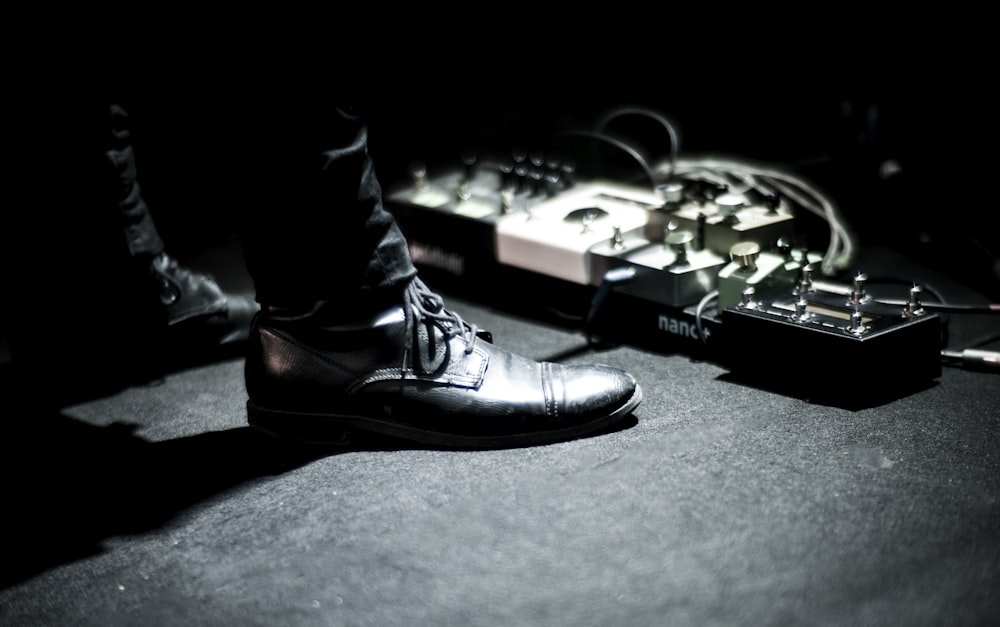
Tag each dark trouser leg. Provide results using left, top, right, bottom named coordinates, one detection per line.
left=107, top=103, right=165, bottom=261
left=238, top=105, right=416, bottom=313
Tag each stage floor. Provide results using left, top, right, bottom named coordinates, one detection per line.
left=2, top=241, right=998, bottom=626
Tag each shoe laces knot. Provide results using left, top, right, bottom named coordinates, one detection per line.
left=404, top=278, right=479, bottom=376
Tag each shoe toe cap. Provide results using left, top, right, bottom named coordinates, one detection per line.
left=559, top=364, right=641, bottom=418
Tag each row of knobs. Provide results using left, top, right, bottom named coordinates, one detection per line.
left=737, top=258, right=926, bottom=335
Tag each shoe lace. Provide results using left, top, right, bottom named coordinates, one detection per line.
left=403, top=278, right=478, bottom=375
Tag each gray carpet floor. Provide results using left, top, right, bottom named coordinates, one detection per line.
left=2, top=247, right=999, bottom=626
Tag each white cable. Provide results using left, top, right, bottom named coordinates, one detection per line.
left=593, top=106, right=681, bottom=178
left=554, top=130, right=659, bottom=193
left=694, top=289, right=719, bottom=344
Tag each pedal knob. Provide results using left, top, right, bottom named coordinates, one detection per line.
left=729, top=241, right=760, bottom=272
left=666, top=229, right=694, bottom=247
left=794, top=297, right=811, bottom=321
left=543, top=169, right=561, bottom=196
left=461, top=150, right=477, bottom=178
left=696, top=212, right=707, bottom=250
left=777, top=236, right=794, bottom=261
left=905, top=284, right=925, bottom=317
left=849, top=272, right=870, bottom=305
left=499, top=161, right=515, bottom=192
left=500, top=188, right=515, bottom=214
left=797, top=264, right=814, bottom=296
left=611, top=225, right=625, bottom=250
left=660, top=180, right=685, bottom=204
left=409, top=161, right=428, bottom=192
left=513, top=154, right=529, bottom=194
left=848, top=307, right=868, bottom=335
left=740, top=286, right=758, bottom=309
left=560, top=161, right=577, bottom=188
left=529, top=167, right=544, bottom=196
left=666, top=229, right=694, bottom=264
left=716, top=193, right=744, bottom=224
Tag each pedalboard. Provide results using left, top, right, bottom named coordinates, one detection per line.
left=385, top=153, right=943, bottom=402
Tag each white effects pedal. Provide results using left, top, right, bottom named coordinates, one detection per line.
left=495, top=180, right=661, bottom=285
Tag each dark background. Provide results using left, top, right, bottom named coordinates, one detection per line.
left=9, top=16, right=996, bottom=300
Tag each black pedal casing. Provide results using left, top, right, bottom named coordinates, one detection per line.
left=587, top=291, right=722, bottom=358
left=719, top=291, right=942, bottom=402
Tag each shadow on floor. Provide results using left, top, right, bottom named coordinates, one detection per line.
left=0, top=397, right=639, bottom=590
left=0, top=409, right=338, bottom=590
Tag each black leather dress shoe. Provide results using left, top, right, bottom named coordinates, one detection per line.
left=152, top=252, right=259, bottom=361
left=245, top=278, right=642, bottom=448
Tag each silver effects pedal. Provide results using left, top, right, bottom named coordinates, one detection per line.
left=645, top=181, right=796, bottom=260
left=589, top=223, right=727, bottom=308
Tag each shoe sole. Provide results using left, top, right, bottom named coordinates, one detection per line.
left=246, top=386, right=642, bottom=449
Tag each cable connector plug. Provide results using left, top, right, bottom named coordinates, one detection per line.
left=941, top=348, right=1000, bottom=372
